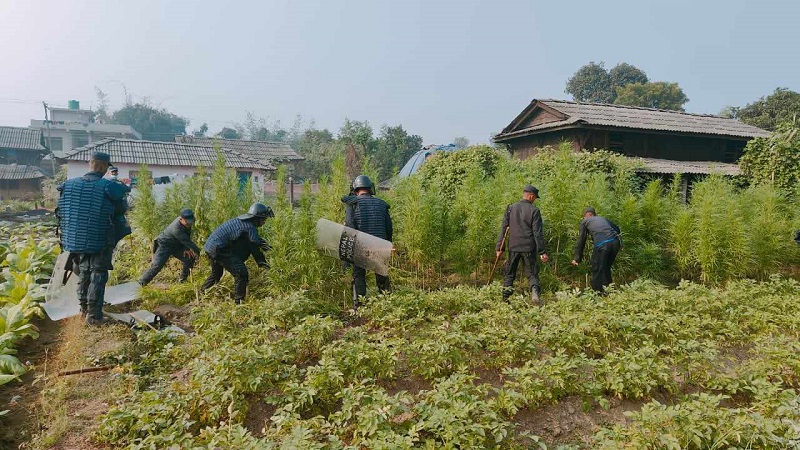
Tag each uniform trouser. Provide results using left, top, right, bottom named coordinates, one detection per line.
left=590, top=239, right=620, bottom=292
left=502, top=251, right=540, bottom=298
left=138, top=245, right=196, bottom=285
left=200, top=253, right=249, bottom=303
left=352, top=265, right=390, bottom=302
left=74, top=248, right=113, bottom=320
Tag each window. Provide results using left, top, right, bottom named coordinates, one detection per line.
left=72, top=133, right=89, bottom=149
left=45, top=137, right=63, bottom=151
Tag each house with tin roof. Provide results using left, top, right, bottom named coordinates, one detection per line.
left=62, top=138, right=274, bottom=194
left=493, top=99, right=771, bottom=177
left=175, top=135, right=303, bottom=170
left=0, top=126, right=48, bottom=166
left=0, top=164, right=46, bottom=200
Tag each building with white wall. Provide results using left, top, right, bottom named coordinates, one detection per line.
left=30, top=101, right=141, bottom=157
left=62, top=138, right=274, bottom=196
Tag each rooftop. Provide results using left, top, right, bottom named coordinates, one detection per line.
left=175, top=136, right=303, bottom=164
left=0, top=126, right=47, bottom=152
left=495, top=99, right=771, bottom=141
left=63, top=138, right=275, bottom=170
left=0, top=164, right=46, bottom=180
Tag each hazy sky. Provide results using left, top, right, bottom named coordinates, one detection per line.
left=1, top=0, right=798, bottom=145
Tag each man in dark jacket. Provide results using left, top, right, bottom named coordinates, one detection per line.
left=496, top=185, right=549, bottom=305
left=57, top=152, right=129, bottom=325
left=138, top=209, right=200, bottom=286
left=572, top=207, right=622, bottom=293
left=200, top=203, right=273, bottom=304
left=342, top=175, right=393, bottom=309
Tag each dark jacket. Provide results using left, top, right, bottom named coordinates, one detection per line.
left=57, top=172, right=128, bottom=253
left=496, top=200, right=546, bottom=254
left=342, top=194, right=393, bottom=242
left=573, top=215, right=621, bottom=262
left=156, top=218, right=201, bottom=254
left=204, top=218, right=268, bottom=265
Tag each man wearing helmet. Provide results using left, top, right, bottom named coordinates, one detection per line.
left=342, top=175, right=393, bottom=309
left=200, top=202, right=274, bottom=304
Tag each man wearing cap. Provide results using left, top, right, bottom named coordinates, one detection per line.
left=138, top=209, right=201, bottom=286
left=496, top=185, right=549, bottom=305
left=107, top=166, right=120, bottom=181
left=200, top=203, right=273, bottom=304
left=57, top=152, right=129, bottom=325
left=572, top=207, right=622, bottom=293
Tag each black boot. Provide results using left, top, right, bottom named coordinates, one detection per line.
left=502, top=287, right=513, bottom=302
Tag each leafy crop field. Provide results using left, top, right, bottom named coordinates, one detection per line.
left=2, top=145, right=800, bottom=449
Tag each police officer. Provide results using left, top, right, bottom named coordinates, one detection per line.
left=57, top=152, right=129, bottom=325
left=138, top=209, right=200, bottom=286
left=107, top=166, right=120, bottom=181
left=200, top=203, right=273, bottom=304
left=571, top=207, right=622, bottom=293
left=496, top=185, right=549, bottom=305
left=342, top=175, right=393, bottom=309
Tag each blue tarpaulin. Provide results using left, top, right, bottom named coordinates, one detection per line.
left=397, top=144, right=458, bottom=178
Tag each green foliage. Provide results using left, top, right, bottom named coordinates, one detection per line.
left=418, top=145, right=504, bottom=196
left=373, top=125, right=424, bottom=181
left=733, top=87, right=800, bottom=131
left=130, top=165, right=160, bottom=241
left=614, top=81, right=689, bottom=111
left=566, top=61, right=649, bottom=104
left=111, top=102, right=188, bottom=141
left=740, top=117, right=800, bottom=192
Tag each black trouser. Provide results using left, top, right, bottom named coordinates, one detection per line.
left=352, top=265, right=390, bottom=303
left=138, top=244, right=196, bottom=285
left=502, top=251, right=539, bottom=298
left=590, top=239, right=620, bottom=292
left=74, top=248, right=113, bottom=321
left=200, top=252, right=249, bottom=303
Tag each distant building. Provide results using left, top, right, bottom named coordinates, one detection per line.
left=0, top=126, right=48, bottom=166
left=30, top=101, right=141, bottom=158
left=0, top=164, right=45, bottom=200
left=493, top=99, right=771, bottom=177
left=62, top=138, right=274, bottom=196
left=175, top=135, right=303, bottom=171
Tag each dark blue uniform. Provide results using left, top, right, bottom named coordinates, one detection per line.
left=200, top=218, right=269, bottom=303
left=57, top=172, right=128, bottom=320
left=342, top=194, right=393, bottom=305
left=138, top=218, right=200, bottom=285
left=573, top=215, right=621, bottom=293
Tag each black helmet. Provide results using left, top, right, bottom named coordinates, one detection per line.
left=238, top=202, right=274, bottom=220
left=352, top=175, right=375, bottom=195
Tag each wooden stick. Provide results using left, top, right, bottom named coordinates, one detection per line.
left=57, top=366, right=112, bottom=377
left=487, top=227, right=509, bottom=285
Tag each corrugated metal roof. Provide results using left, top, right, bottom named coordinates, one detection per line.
left=635, top=158, right=741, bottom=176
left=0, top=126, right=46, bottom=151
left=496, top=99, right=771, bottom=140
left=63, top=139, right=274, bottom=170
left=175, top=136, right=303, bottom=163
left=0, top=164, right=46, bottom=180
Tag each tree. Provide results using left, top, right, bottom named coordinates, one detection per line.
left=373, top=125, right=424, bottom=180
left=111, top=103, right=188, bottom=141
left=94, top=87, right=110, bottom=123
left=739, top=117, right=800, bottom=192
left=566, top=62, right=651, bottom=104
left=734, top=88, right=800, bottom=131
left=609, top=63, right=648, bottom=90
left=453, top=137, right=470, bottom=149
left=565, top=62, right=613, bottom=103
left=216, top=127, right=241, bottom=139
left=295, top=129, right=338, bottom=180
left=339, top=119, right=374, bottom=150
left=614, top=82, right=689, bottom=111
left=192, top=123, right=209, bottom=137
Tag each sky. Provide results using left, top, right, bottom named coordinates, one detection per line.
left=0, top=0, right=798, bottom=145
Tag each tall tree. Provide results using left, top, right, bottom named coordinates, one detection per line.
left=373, top=125, right=423, bottom=180
left=295, top=129, right=338, bottom=180
left=339, top=119, right=374, bottom=150
left=216, top=127, right=241, bottom=139
left=734, top=88, right=800, bottom=131
left=614, top=82, right=689, bottom=111
left=453, top=136, right=470, bottom=149
left=609, top=63, right=648, bottom=90
left=111, top=103, right=188, bottom=141
left=565, top=62, right=613, bottom=103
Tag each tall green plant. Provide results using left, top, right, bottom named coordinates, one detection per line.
left=130, top=165, right=160, bottom=241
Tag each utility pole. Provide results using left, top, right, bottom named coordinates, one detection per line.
left=43, top=102, right=57, bottom=180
